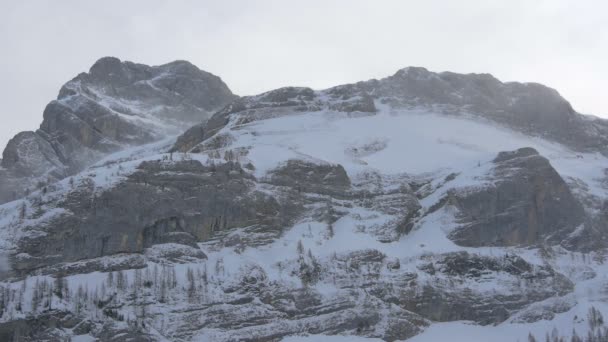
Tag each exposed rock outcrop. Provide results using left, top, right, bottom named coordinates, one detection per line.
left=400, top=252, right=573, bottom=324
left=447, top=147, right=586, bottom=247
left=267, top=159, right=351, bottom=197
left=12, top=160, right=298, bottom=275
left=0, top=310, right=160, bottom=342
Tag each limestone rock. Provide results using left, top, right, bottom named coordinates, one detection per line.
left=267, top=159, right=351, bottom=197
left=448, top=147, right=586, bottom=247
left=12, top=160, right=296, bottom=275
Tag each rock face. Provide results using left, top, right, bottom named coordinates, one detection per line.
left=148, top=248, right=569, bottom=341
left=0, top=310, right=159, bottom=342
left=447, top=147, right=586, bottom=247
left=57, top=57, right=235, bottom=130
left=267, top=160, right=351, bottom=197
left=0, top=132, right=65, bottom=203
left=1, top=132, right=64, bottom=179
left=400, top=252, right=573, bottom=325
left=10, top=158, right=357, bottom=276
left=569, top=201, right=608, bottom=252
left=0, top=57, right=235, bottom=204
left=12, top=160, right=295, bottom=275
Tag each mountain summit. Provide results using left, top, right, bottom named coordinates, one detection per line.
left=0, top=57, right=235, bottom=204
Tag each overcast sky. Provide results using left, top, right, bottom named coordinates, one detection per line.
left=0, top=0, right=606, bottom=150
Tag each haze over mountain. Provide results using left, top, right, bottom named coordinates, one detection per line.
left=1, top=58, right=608, bottom=341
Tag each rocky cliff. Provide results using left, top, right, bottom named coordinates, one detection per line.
left=0, top=57, right=235, bottom=204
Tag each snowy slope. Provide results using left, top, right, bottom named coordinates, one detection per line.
left=226, top=108, right=607, bottom=192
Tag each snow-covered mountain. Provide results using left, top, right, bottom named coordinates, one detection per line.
left=1, top=59, right=608, bottom=342
left=0, top=57, right=235, bottom=205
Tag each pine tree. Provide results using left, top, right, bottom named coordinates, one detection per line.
left=134, top=269, right=142, bottom=290
left=142, top=268, right=152, bottom=288
left=54, top=274, right=67, bottom=299
left=32, top=279, right=41, bottom=312
left=297, top=240, right=304, bottom=256
left=107, top=272, right=114, bottom=288
left=171, top=267, right=177, bottom=288
left=116, top=270, right=126, bottom=292
left=100, top=282, right=107, bottom=301
left=570, top=328, right=581, bottom=342
left=325, top=200, right=337, bottom=224
left=159, top=277, right=167, bottom=303
left=16, top=287, right=23, bottom=312
left=19, top=202, right=26, bottom=221
left=588, top=306, right=604, bottom=330
left=224, top=150, right=234, bottom=162
left=75, top=285, right=85, bottom=314
left=551, top=327, right=560, bottom=342
left=0, top=285, right=5, bottom=316
left=153, top=265, right=159, bottom=289
left=215, top=258, right=224, bottom=277
left=327, top=222, right=334, bottom=238
left=47, top=283, right=54, bottom=310
left=138, top=300, right=148, bottom=326
left=201, top=263, right=208, bottom=292
left=195, top=267, right=202, bottom=288
left=187, top=268, right=197, bottom=301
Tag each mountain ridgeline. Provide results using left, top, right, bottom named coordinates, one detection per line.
left=1, top=58, right=608, bottom=341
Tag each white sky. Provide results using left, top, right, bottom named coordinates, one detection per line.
left=0, top=0, right=606, bottom=150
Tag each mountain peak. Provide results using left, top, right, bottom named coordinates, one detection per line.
left=89, top=56, right=123, bottom=73
left=158, top=59, right=201, bottom=73
left=0, top=57, right=236, bottom=204
left=393, top=66, right=431, bottom=78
